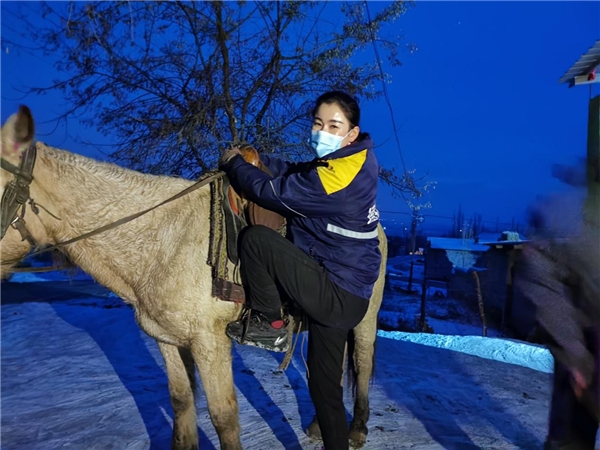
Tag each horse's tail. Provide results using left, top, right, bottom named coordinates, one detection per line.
left=347, top=223, right=386, bottom=395
left=346, top=328, right=377, bottom=396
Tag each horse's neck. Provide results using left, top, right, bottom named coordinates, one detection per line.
left=35, top=145, right=194, bottom=232
left=30, top=144, right=208, bottom=299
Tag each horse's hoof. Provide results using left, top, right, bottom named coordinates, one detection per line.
left=349, top=428, right=367, bottom=448
left=305, top=417, right=322, bottom=439
left=172, top=441, right=199, bottom=450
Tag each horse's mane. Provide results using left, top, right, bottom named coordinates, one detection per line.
left=36, top=142, right=196, bottom=195
left=36, top=142, right=204, bottom=208
left=26, top=142, right=211, bottom=282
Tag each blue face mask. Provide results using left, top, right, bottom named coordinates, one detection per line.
left=309, top=130, right=350, bottom=158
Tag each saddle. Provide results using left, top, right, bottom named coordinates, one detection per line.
left=222, top=146, right=286, bottom=264
left=209, top=146, right=286, bottom=303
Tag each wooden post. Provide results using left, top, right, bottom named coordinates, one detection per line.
left=407, top=260, right=414, bottom=293
left=502, top=250, right=515, bottom=330
left=472, top=271, right=487, bottom=337
left=418, top=247, right=428, bottom=331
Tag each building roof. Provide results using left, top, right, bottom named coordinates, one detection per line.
left=478, top=240, right=529, bottom=249
left=476, top=231, right=528, bottom=246
left=476, top=232, right=503, bottom=242
left=559, top=40, right=600, bottom=87
left=429, top=237, right=488, bottom=252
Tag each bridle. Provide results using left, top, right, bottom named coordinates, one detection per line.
left=1, top=144, right=39, bottom=246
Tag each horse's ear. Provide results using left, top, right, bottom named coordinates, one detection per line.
left=14, top=105, right=35, bottom=145
left=1, top=105, right=35, bottom=162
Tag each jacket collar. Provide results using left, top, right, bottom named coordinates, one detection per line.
left=321, top=137, right=373, bottom=160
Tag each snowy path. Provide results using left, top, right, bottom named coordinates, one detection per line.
left=2, top=290, right=554, bottom=449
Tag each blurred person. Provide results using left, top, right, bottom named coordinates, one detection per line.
left=524, top=160, right=599, bottom=450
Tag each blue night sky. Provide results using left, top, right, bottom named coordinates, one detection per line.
left=2, top=1, right=599, bottom=236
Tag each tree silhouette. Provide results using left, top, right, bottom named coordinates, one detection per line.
left=5, top=1, right=418, bottom=185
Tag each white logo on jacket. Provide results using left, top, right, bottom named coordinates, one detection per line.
left=367, top=205, right=379, bottom=225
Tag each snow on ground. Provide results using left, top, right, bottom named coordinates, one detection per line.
left=382, top=255, right=504, bottom=338
left=387, top=256, right=425, bottom=285
left=5, top=268, right=92, bottom=283
left=2, top=269, right=598, bottom=449
left=378, top=331, right=553, bottom=374
left=4, top=272, right=49, bottom=283
left=377, top=290, right=506, bottom=339
left=0, top=282, right=547, bottom=449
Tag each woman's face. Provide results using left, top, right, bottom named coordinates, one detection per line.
left=312, top=102, right=359, bottom=148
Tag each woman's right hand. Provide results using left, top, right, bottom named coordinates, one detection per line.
left=219, top=147, right=242, bottom=167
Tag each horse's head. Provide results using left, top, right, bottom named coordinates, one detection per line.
left=1, top=105, right=35, bottom=199
left=1, top=105, right=38, bottom=278
left=1, top=105, right=34, bottom=166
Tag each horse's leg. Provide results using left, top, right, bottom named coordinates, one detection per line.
left=157, top=342, right=199, bottom=450
left=191, top=327, right=242, bottom=450
left=348, top=316, right=377, bottom=448
left=305, top=415, right=322, bottom=439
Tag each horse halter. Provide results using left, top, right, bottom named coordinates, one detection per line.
left=1, top=144, right=38, bottom=246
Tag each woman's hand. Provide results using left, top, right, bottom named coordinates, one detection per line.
left=219, top=147, right=242, bottom=167
left=571, top=368, right=588, bottom=398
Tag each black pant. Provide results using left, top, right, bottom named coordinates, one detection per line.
left=239, top=225, right=369, bottom=450
left=546, top=328, right=599, bottom=450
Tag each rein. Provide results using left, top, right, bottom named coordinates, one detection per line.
left=6, top=265, right=75, bottom=274
left=1, top=144, right=37, bottom=245
left=2, top=167, right=225, bottom=267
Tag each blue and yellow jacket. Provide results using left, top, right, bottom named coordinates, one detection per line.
left=224, top=138, right=381, bottom=300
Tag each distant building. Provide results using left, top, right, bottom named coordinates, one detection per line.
left=478, top=234, right=531, bottom=336
left=424, top=231, right=533, bottom=336
left=387, top=234, right=428, bottom=258
left=426, top=237, right=488, bottom=279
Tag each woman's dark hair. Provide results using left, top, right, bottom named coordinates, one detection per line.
left=311, top=91, right=370, bottom=141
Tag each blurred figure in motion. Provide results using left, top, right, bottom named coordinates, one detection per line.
left=524, top=160, right=599, bottom=450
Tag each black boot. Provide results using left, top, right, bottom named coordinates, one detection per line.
left=226, top=309, right=289, bottom=352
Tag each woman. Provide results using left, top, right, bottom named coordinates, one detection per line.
left=220, top=91, right=381, bottom=450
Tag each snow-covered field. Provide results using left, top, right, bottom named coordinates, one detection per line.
left=381, top=255, right=503, bottom=338
left=1, top=268, right=598, bottom=449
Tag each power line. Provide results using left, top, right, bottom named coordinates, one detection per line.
left=363, top=1, right=408, bottom=175
left=379, top=210, right=524, bottom=227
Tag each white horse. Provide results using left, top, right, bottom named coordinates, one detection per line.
left=0, top=106, right=387, bottom=449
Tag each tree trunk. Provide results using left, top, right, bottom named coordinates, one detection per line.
left=472, top=271, right=487, bottom=337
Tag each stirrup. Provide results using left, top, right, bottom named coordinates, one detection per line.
left=239, top=306, right=253, bottom=343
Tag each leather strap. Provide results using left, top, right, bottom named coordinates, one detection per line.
left=1, top=144, right=37, bottom=241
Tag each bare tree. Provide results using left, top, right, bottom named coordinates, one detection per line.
left=4, top=0, right=419, bottom=184
left=380, top=166, right=436, bottom=213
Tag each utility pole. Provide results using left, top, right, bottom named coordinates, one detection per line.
left=585, top=95, right=599, bottom=228
left=409, top=209, right=418, bottom=254
left=409, top=208, right=425, bottom=254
